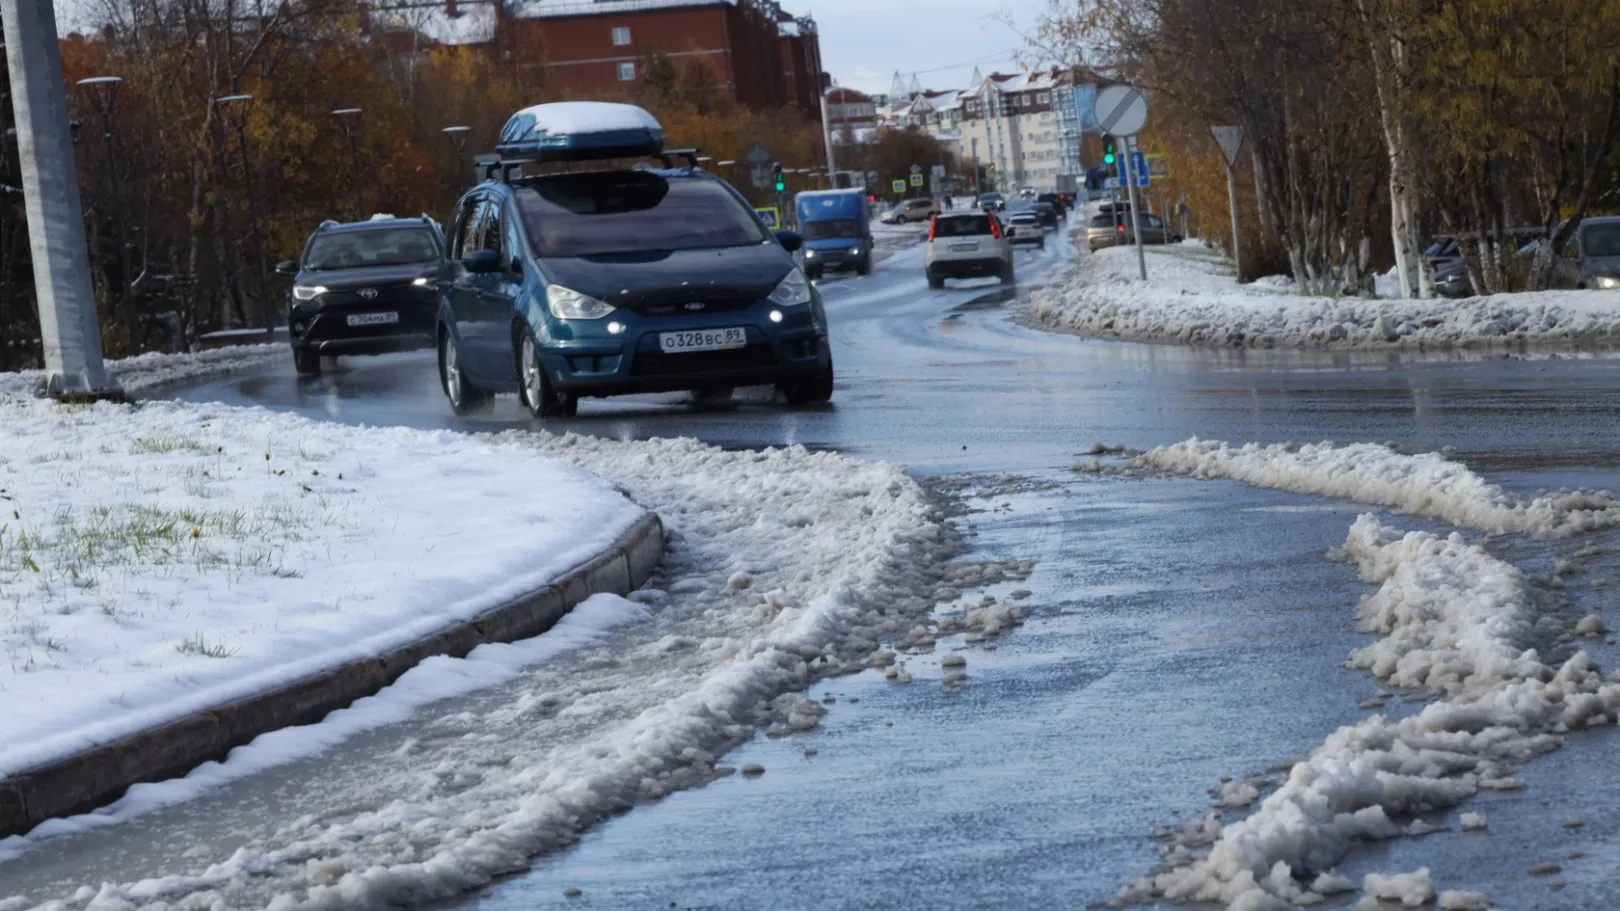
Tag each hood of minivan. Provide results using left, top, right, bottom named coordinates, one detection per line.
left=544, top=243, right=794, bottom=309
left=1582, top=255, right=1620, bottom=280
left=301, top=262, right=438, bottom=288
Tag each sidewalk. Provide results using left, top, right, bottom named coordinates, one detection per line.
left=1030, top=241, right=1620, bottom=350
left=0, top=384, right=659, bottom=837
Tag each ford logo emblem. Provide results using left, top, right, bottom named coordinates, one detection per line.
left=358, top=288, right=379, bottom=300
left=684, top=301, right=705, bottom=311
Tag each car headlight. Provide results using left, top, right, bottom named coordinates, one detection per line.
left=546, top=284, right=616, bottom=320
left=412, top=276, right=432, bottom=287
left=291, top=285, right=327, bottom=301
left=1595, top=275, right=1620, bottom=290
left=768, top=268, right=812, bottom=307
left=804, top=249, right=817, bottom=258
left=849, top=246, right=860, bottom=255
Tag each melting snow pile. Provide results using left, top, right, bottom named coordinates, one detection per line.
left=1115, top=443, right=1620, bottom=910
left=0, top=344, right=283, bottom=399
left=1028, top=243, right=1620, bottom=350
left=1135, top=438, right=1620, bottom=537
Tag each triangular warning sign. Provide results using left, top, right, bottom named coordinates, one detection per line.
left=1210, top=125, right=1244, bottom=167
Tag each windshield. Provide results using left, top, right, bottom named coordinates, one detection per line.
left=304, top=227, right=440, bottom=271
left=804, top=219, right=859, bottom=240
left=1583, top=223, right=1620, bottom=257
left=516, top=173, right=768, bottom=258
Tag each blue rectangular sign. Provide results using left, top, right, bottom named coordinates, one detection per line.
left=1129, top=151, right=1150, bottom=187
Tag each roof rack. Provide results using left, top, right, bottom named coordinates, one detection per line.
left=472, top=149, right=708, bottom=186
left=659, top=148, right=703, bottom=170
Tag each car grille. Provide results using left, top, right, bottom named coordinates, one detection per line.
left=632, top=299, right=757, bottom=317
left=630, top=346, right=777, bottom=377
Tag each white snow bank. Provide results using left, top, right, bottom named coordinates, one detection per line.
left=1114, top=514, right=1620, bottom=910
left=1363, top=868, right=1434, bottom=906
left=0, top=344, right=282, bottom=398
left=1030, top=243, right=1620, bottom=350
left=0, top=398, right=641, bottom=776
left=1135, top=439, right=1620, bottom=537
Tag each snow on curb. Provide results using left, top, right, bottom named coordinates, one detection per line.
left=1029, top=244, right=1620, bottom=350
left=0, top=396, right=654, bottom=834
left=0, top=344, right=283, bottom=399
left=1134, top=438, right=1620, bottom=537
left=1114, top=514, right=1620, bottom=910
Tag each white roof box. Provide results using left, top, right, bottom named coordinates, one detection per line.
left=496, top=102, right=665, bottom=162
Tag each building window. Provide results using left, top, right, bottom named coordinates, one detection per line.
left=617, top=61, right=635, bottom=81
left=1038, top=92, right=1050, bottom=103
left=612, top=26, right=631, bottom=46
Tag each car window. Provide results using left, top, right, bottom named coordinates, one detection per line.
left=453, top=197, right=485, bottom=260
left=1089, top=214, right=1116, bottom=228
left=1582, top=223, right=1620, bottom=257
left=804, top=219, right=858, bottom=240
left=478, top=198, right=504, bottom=256
left=1145, top=214, right=1165, bottom=229
left=303, top=227, right=442, bottom=271
left=934, top=215, right=992, bottom=238
left=515, top=173, right=769, bottom=258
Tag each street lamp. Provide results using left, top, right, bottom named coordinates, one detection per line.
left=215, top=94, right=273, bottom=334
left=76, top=75, right=139, bottom=353
left=441, top=124, right=471, bottom=193
left=331, top=107, right=363, bottom=219
left=819, top=84, right=839, bottom=187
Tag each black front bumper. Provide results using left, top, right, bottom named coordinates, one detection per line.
left=289, top=290, right=437, bottom=356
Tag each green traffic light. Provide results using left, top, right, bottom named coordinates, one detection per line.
left=1104, top=153, right=1115, bottom=164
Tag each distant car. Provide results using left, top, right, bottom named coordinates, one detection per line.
left=882, top=198, right=940, bottom=224
left=796, top=189, right=873, bottom=279
left=1032, top=202, right=1061, bottom=230
left=977, top=192, right=1006, bottom=211
left=1085, top=206, right=1175, bottom=250
left=435, top=101, right=833, bottom=418
left=1037, top=193, right=1068, bottom=220
left=1006, top=210, right=1046, bottom=249
left=277, top=215, right=446, bottom=377
left=1566, top=216, right=1620, bottom=289
left=925, top=211, right=1016, bottom=288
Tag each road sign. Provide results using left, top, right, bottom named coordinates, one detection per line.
left=1094, top=85, right=1148, bottom=137
left=891, top=179, right=906, bottom=194
left=745, top=144, right=772, bottom=189
left=931, top=164, right=946, bottom=178
left=1103, top=177, right=1122, bottom=190
left=1210, top=125, right=1244, bottom=167
left=909, top=173, right=924, bottom=187
left=867, top=169, right=880, bottom=184
left=1146, top=155, right=1171, bottom=180
left=754, top=207, right=780, bottom=229
left=1129, top=150, right=1150, bottom=187
left=909, top=163, right=922, bottom=175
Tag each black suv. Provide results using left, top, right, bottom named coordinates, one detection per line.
left=276, top=216, right=446, bottom=376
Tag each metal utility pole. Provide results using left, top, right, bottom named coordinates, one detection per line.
left=442, top=125, right=470, bottom=193
left=77, top=75, right=139, bottom=354
left=3, top=0, right=120, bottom=398
left=332, top=107, right=363, bottom=219
left=1123, top=136, right=1147, bottom=280
left=819, top=88, right=838, bottom=188
left=217, top=94, right=273, bottom=332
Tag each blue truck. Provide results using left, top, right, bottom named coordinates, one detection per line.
left=795, top=189, right=873, bottom=280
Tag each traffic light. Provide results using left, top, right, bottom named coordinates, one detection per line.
left=773, top=163, right=785, bottom=192
left=1103, top=135, right=1117, bottom=166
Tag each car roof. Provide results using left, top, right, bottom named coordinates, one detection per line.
left=320, top=217, right=440, bottom=235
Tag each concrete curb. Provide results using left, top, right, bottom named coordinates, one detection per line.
left=0, top=510, right=665, bottom=840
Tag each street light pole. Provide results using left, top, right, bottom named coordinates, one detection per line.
left=77, top=75, right=139, bottom=354
left=441, top=124, right=470, bottom=195
left=819, top=87, right=838, bottom=189
left=216, top=94, right=273, bottom=333
left=332, top=107, right=363, bottom=220
left=2, top=0, right=119, bottom=397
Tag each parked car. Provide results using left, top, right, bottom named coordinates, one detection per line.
left=1428, top=228, right=1543, bottom=298
left=1085, top=206, right=1176, bottom=250
left=882, top=197, right=940, bottom=224
left=1006, top=210, right=1046, bottom=249
left=795, top=189, right=873, bottom=279
left=925, top=211, right=1016, bottom=288
left=977, top=192, right=1006, bottom=211
left=435, top=101, right=833, bottom=418
left=1562, top=216, right=1620, bottom=288
left=276, top=214, right=446, bottom=376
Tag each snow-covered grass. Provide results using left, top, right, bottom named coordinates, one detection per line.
left=1134, top=439, right=1620, bottom=537
left=1115, top=444, right=1620, bottom=910
left=0, top=344, right=284, bottom=399
left=3, top=431, right=967, bottom=908
left=1030, top=241, right=1620, bottom=350
left=0, top=396, right=642, bottom=777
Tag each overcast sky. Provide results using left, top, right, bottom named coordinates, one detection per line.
left=802, top=0, right=1053, bottom=96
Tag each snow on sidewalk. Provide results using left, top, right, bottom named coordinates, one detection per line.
left=0, top=395, right=643, bottom=777
left=1030, top=242, right=1620, bottom=349
left=0, top=344, right=284, bottom=399
left=1134, top=438, right=1620, bottom=537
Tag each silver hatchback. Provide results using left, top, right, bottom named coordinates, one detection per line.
left=925, top=212, right=1015, bottom=288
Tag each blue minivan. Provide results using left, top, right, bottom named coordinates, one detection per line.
left=795, top=189, right=873, bottom=280
left=435, top=102, right=833, bottom=418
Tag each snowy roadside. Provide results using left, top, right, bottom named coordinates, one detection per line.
left=0, top=344, right=284, bottom=399
left=2, top=433, right=994, bottom=908
left=1029, top=242, right=1620, bottom=350
left=0, top=394, right=644, bottom=779
left=1115, top=440, right=1620, bottom=910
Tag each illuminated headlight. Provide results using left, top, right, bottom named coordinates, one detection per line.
left=546, top=284, right=616, bottom=320
left=607, top=321, right=626, bottom=335
left=804, top=249, right=817, bottom=258
left=767, top=268, right=812, bottom=307
left=291, top=285, right=327, bottom=301
left=849, top=246, right=861, bottom=255
left=769, top=309, right=784, bottom=323
left=1595, top=275, right=1620, bottom=290
left=412, top=276, right=432, bottom=287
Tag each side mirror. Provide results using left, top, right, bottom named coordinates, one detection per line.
left=462, top=249, right=501, bottom=274
left=275, top=260, right=298, bottom=276
left=774, top=230, right=803, bottom=253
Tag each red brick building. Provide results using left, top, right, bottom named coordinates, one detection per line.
left=412, top=0, right=824, bottom=119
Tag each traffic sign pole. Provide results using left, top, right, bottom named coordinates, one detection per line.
left=1124, top=135, right=1148, bottom=281
left=1211, top=125, right=1246, bottom=279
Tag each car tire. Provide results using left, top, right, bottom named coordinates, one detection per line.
left=292, top=347, right=321, bottom=377
left=1000, top=260, right=1016, bottom=285
left=517, top=327, right=575, bottom=419
left=781, top=352, right=834, bottom=406
left=927, top=269, right=945, bottom=290
left=1038, top=238, right=1047, bottom=251
left=857, top=256, right=872, bottom=277
left=440, top=328, right=492, bottom=416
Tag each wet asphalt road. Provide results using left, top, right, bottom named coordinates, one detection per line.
left=14, top=227, right=1620, bottom=908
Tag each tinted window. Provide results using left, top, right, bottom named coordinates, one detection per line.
left=804, top=219, right=858, bottom=240
left=935, top=215, right=993, bottom=237
left=1582, top=223, right=1620, bottom=257
left=452, top=198, right=483, bottom=259
left=1089, top=214, right=1116, bottom=228
left=516, top=173, right=768, bottom=258
left=478, top=199, right=504, bottom=255
left=304, top=227, right=441, bottom=271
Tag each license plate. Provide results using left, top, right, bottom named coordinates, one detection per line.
left=659, top=327, right=747, bottom=353
left=949, top=242, right=978, bottom=252
left=346, top=312, right=399, bottom=327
